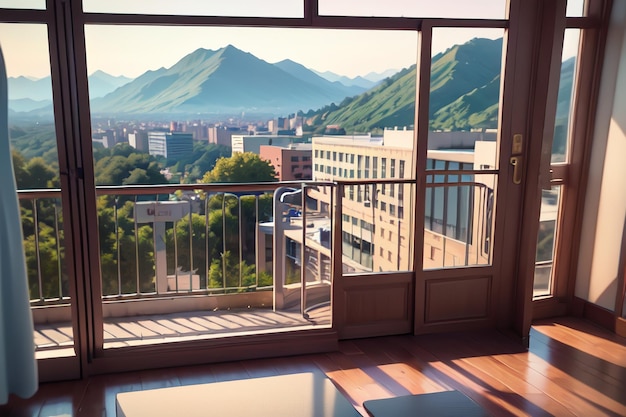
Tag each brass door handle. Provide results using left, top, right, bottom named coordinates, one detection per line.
left=510, top=156, right=522, bottom=185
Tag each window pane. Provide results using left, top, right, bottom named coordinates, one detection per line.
left=424, top=28, right=503, bottom=270
left=82, top=0, right=303, bottom=18
left=0, top=0, right=44, bottom=9
left=341, top=183, right=415, bottom=274
left=566, top=0, right=585, bottom=17
left=533, top=187, right=561, bottom=298
left=0, top=23, right=72, bottom=357
left=552, top=29, right=580, bottom=163
left=319, top=0, right=507, bottom=19
left=85, top=24, right=416, bottom=342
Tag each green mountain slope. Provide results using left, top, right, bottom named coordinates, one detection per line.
left=309, top=37, right=504, bottom=133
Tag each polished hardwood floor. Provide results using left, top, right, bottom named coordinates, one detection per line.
left=2, top=316, right=625, bottom=416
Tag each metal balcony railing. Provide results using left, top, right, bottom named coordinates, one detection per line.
left=18, top=182, right=334, bottom=306
left=18, top=177, right=508, bottom=308
left=17, top=189, right=67, bottom=305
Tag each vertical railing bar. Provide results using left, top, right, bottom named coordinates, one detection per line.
left=205, top=194, right=209, bottom=291
left=397, top=207, right=401, bottom=270
left=464, top=185, right=468, bottom=266
left=330, top=182, right=334, bottom=287
left=33, top=198, right=44, bottom=302
left=486, top=186, right=492, bottom=265
left=442, top=171, right=449, bottom=267
left=188, top=199, right=193, bottom=292
left=370, top=184, right=372, bottom=272
left=222, top=193, right=226, bottom=291
left=301, top=183, right=307, bottom=317
left=479, top=185, right=485, bottom=264
left=54, top=199, right=63, bottom=300
left=115, top=197, right=122, bottom=296
left=238, top=195, right=242, bottom=288
left=134, top=194, right=141, bottom=294
left=255, top=194, right=259, bottom=287
left=174, top=215, right=179, bottom=293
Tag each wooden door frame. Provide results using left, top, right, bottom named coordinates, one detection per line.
left=410, top=1, right=555, bottom=341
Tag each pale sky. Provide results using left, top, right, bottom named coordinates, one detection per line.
left=0, top=0, right=584, bottom=79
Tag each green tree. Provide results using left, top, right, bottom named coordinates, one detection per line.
left=165, top=213, right=208, bottom=285
left=181, top=144, right=231, bottom=183
left=94, top=144, right=167, bottom=186
left=208, top=250, right=265, bottom=291
left=201, top=152, right=276, bottom=183
left=11, top=149, right=28, bottom=188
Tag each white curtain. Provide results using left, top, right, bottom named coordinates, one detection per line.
left=0, top=44, right=38, bottom=404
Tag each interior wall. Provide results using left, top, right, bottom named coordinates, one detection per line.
left=576, top=0, right=626, bottom=311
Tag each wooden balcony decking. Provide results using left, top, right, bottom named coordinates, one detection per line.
left=5, top=316, right=626, bottom=416
left=34, top=305, right=331, bottom=353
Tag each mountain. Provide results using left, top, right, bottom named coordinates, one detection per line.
left=362, top=69, right=400, bottom=83
left=313, top=70, right=378, bottom=89
left=8, top=98, right=52, bottom=113
left=8, top=76, right=52, bottom=101
left=274, top=59, right=366, bottom=98
left=308, top=37, right=506, bottom=132
left=91, top=46, right=365, bottom=116
left=8, top=71, right=133, bottom=113
left=87, top=70, right=133, bottom=98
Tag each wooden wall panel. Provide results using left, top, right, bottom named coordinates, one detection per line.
left=345, top=285, right=410, bottom=324
left=425, top=276, right=491, bottom=323
left=338, top=273, right=413, bottom=339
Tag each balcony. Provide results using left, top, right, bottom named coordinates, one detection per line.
left=20, top=182, right=336, bottom=357
left=19, top=176, right=541, bottom=357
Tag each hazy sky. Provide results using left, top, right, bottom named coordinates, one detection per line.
left=0, top=0, right=584, bottom=79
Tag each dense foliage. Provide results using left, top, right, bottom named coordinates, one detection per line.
left=201, top=152, right=277, bottom=183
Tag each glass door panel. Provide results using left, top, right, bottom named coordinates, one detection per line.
left=534, top=187, right=561, bottom=297
left=0, top=22, right=79, bottom=371
left=84, top=25, right=414, bottom=350
left=424, top=28, right=504, bottom=270
left=533, top=28, right=581, bottom=300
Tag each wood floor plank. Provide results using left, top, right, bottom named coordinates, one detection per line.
left=3, top=317, right=626, bottom=417
left=173, top=363, right=217, bottom=386
left=350, top=338, right=444, bottom=396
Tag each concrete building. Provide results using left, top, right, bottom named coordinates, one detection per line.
left=309, top=129, right=498, bottom=273
left=208, top=125, right=243, bottom=147
left=259, top=144, right=313, bottom=181
left=148, top=131, right=193, bottom=161
left=231, top=135, right=298, bottom=155
left=128, top=131, right=149, bottom=152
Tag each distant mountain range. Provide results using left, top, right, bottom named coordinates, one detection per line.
left=8, top=39, right=574, bottom=134
left=8, top=71, right=132, bottom=113
left=89, top=45, right=367, bottom=116
left=312, top=69, right=396, bottom=89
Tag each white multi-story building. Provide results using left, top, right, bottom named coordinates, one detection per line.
left=231, top=135, right=298, bottom=154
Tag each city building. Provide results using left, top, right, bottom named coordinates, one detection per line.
left=207, top=125, right=244, bottom=147
left=128, top=131, right=149, bottom=152
left=231, top=134, right=298, bottom=154
left=259, top=143, right=313, bottom=181
left=148, top=131, right=193, bottom=161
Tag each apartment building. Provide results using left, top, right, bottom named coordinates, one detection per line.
left=259, top=143, right=313, bottom=181
left=147, top=131, right=193, bottom=160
